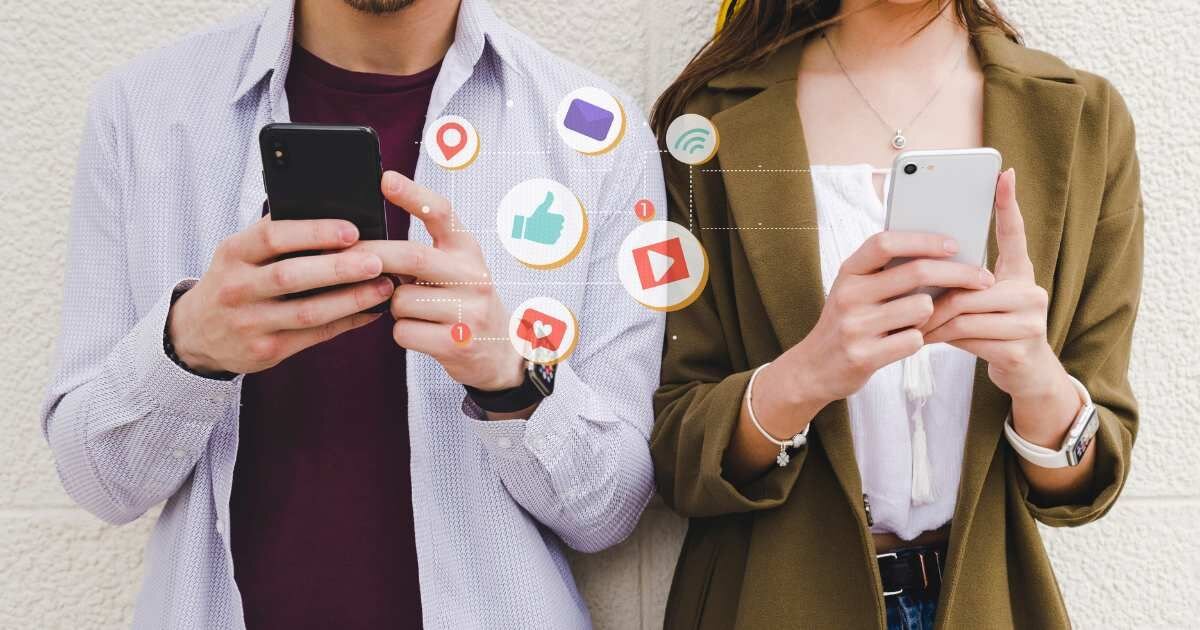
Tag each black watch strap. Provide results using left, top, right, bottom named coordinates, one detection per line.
left=164, top=286, right=237, bottom=381
left=465, top=363, right=555, bottom=413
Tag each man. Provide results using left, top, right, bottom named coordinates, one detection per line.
left=42, top=0, right=665, bottom=627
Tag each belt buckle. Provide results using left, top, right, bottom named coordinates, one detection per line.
left=876, top=552, right=903, bottom=597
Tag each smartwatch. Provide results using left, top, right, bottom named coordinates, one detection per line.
left=465, top=362, right=555, bottom=414
left=1003, top=374, right=1099, bottom=468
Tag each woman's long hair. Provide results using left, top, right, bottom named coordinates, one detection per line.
left=651, top=0, right=1021, bottom=136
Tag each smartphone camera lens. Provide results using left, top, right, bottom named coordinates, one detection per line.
left=903, top=163, right=918, bottom=175
left=271, top=141, right=287, bottom=167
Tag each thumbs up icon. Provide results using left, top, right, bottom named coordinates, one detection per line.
left=496, top=178, right=587, bottom=269
left=511, top=191, right=565, bottom=246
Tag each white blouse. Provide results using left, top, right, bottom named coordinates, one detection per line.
left=810, top=164, right=977, bottom=541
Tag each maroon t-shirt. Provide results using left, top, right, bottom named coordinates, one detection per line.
left=230, top=46, right=438, bottom=629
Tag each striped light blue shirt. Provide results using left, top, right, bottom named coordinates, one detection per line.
left=41, top=0, right=666, bottom=627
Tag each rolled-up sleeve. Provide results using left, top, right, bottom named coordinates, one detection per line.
left=1013, top=81, right=1142, bottom=527
left=41, top=78, right=240, bottom=526
left=462, top=111, right=665, bottom=553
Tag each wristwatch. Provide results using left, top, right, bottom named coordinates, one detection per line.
left=464, top=362, right=555, bottom=414
left=164, top=286, right=237, bottom=381
left=1003, top=374, right=1099, bottom=468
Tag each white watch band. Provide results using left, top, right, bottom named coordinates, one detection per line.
left=745, top=362, right=809, bottom=467
left=1003, top=374, right=1096, bottom=469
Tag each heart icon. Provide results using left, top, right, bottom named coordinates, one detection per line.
left=516, top=307, right=568, bottom=352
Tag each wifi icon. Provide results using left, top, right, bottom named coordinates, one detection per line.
left=674, top=128, right=711, bottom=154
left=666, top=114, right=720, bottom=166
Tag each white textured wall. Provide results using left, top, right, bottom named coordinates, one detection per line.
left=1, top=1, right=1196, bottom=628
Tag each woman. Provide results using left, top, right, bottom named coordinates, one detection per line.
left=650, top=1, right=1141, bottom=628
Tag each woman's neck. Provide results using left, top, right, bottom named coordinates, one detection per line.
left=827, top=1, right=967, bottom=74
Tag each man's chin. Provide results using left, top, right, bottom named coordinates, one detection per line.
left=342, top=0, right=417, bottom=15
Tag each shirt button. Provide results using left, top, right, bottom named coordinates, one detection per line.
left=534, top=438, right=547, bottom=452
left=496, top=437, right=512, bottom=449
left=171, top=449, right=186, bottom=459
left=212, top=394, right=226, bottom=404
left=215, top=520, right=225, bottom=534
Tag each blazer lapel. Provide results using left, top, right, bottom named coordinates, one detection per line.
left=942, top=31, right=1086, bottom=601
left=711, top=72, right=866, bottom=527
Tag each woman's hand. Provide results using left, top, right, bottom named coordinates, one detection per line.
left=727, top=231, right=994, bottom=481
left=763, top=231, right=995, bottom=409
left=919, top=169, right=1082, bottom=449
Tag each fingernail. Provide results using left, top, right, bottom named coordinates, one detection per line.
left=943, top=239, right=958, bottom=254
left=375, top=276, right=394, bottom=296
left=980, top=269, right=995, bottom=286
left=340, top=225, right=359, bottom=244
left=382, top=171, right=400, bottom=194
left=362, top=256, right=382, bottom=276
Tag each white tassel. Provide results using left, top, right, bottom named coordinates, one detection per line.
left=903, top=346, right=937, bottom=506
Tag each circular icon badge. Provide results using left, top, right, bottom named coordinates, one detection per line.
left=555, top=86, right=626, bottom=155
left=508, top=297, right=579, bottom=366
left=665, top=113, right=720, bottom=166
left=424, top=115, right=480, bottom=170
left=617, top=220, right=709, bottom=312
left=496, top=178, right=588, bottom=269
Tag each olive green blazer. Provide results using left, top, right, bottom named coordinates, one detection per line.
left=651, top=30, right=1142, bottom=629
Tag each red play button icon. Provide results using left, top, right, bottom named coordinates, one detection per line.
left=632, top=237, right=690, bottom=289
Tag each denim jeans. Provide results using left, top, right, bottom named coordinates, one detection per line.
left=885, top=594, right=938, bottom=630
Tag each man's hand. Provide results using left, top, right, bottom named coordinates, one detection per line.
left=354, top=171, right=524, bottom=392
left=168, top=216, right=394, bottom=376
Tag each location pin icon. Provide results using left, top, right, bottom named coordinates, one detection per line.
left=436, top=122, right=468, bottom=160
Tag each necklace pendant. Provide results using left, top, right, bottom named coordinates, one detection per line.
left=891, top=130, right=907, bottom=150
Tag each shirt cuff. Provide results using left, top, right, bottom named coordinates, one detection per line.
left=128, top=279, right=242, bottom=423
left=463, top=361, right=596, bottom=465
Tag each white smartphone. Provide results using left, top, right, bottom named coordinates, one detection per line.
left=884, top=148, right=1002, bottom=298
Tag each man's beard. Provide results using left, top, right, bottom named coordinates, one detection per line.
left=342, top=0, right=417, bottom=15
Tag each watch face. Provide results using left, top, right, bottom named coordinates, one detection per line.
left=1067, top=409, right=1099, bottom=466
left=1071, top=435, right=1090, bottom=463
left=530, top=363, right=556, bottom=396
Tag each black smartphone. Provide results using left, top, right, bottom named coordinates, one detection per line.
left=259, top=123, right=389, bottom=311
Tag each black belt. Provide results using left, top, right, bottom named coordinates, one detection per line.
left=876, top=543, right=946, bottom=600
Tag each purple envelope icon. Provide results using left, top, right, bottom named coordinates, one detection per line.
left=563, top=98, right=614, bottom=141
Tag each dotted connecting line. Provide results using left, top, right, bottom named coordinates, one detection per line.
left=700, top=226, right=819, bottom=230
left=410, top=297, right=508, bottom=343
left=414, top=297, right=463, bottom=323
left=686, top=165, right=822, bottom=230
left=698, top=168, right=814, bottom=173
left=687, top=165, right=694, bottom=231
left=413, top=280, right=620, bottom=286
